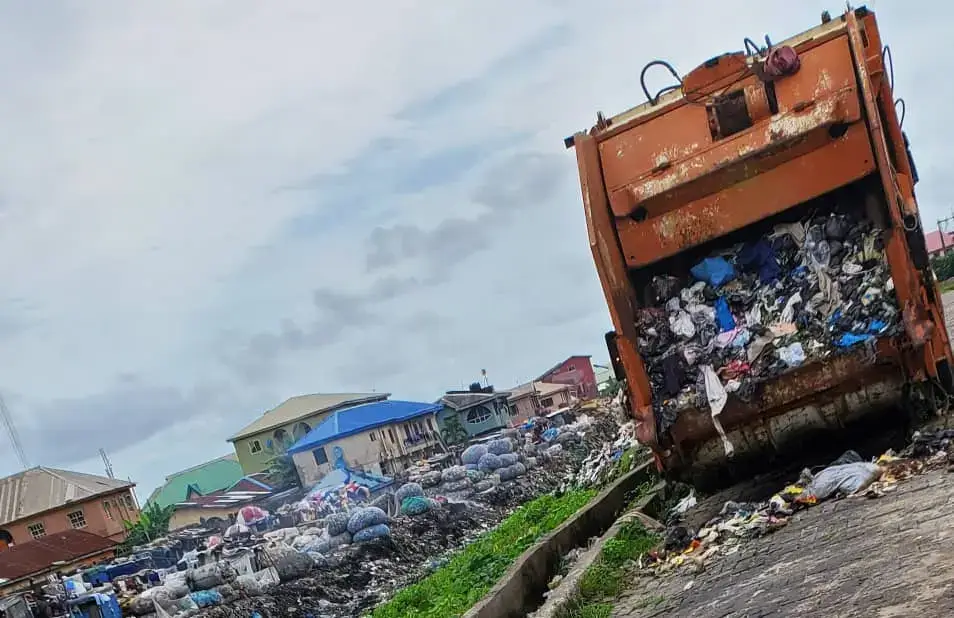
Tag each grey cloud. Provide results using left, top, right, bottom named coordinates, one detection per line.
left=220, top=151, right=570, bottom=389
left=19, top=376, right=222, bottom=467
left=365, top=152, right=565, bottom=273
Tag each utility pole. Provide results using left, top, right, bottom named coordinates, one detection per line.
left=939, top=213, right=954, bottom=255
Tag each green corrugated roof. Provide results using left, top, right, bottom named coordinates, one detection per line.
left=146, top=455, right=244, bottom=509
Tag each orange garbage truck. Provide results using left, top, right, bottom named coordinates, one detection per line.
left=566, top=7, right=954, bottom=488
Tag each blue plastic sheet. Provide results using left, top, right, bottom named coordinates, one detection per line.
left=835, top=333, right=873, bottom=348
left=714, top=297, right=736, bottom=332
left=690, top=257, right=736, bottom=287
left=737, top=239, right=781, bottom=283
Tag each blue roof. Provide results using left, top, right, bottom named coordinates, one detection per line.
left=288, top=399, right=441, bottom=454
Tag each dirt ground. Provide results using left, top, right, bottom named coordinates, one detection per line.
left=610, top=291, right=954, bottom=617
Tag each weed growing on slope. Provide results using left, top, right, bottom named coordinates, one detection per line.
left=372, top=489, right=596, bottom=618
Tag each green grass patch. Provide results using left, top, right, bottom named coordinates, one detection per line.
left=561, top=519, right=661, bottom=618
left=371, top=489, right=596, bottom=618
left=940, top=279, right=954, bottom=293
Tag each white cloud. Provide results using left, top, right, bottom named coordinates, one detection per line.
left=0, top=0, right=945, bottom=495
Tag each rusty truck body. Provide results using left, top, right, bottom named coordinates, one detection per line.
left=567, top=7, right=954, bottom=486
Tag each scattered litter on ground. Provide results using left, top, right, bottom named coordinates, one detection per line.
left=646, top=434, right=954, bottom=575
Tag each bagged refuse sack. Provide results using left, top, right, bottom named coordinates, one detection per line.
left=461, top=444, right=489, bottom=465
left=395, top=483, right=424, bottom=504
left=129, top=588, right=172, bottom=616
left=805, top=462, right=882, bottom=500
left=477, top=452, right=502, bottom=473
left=441, top=465, right=467, bottom=483
left=314, top=531, right=352, bottom=554
left=421, top=470, right=442, bottom=487
left=233, top=567, right=280, bottom=597
left=161, top=579, right=190, bottom=599
left=441, top=479, right=472, bottom=493
left=189, top=589, right=223, bottom=608
left=473, top=480, right=497, bottom=492
left=487, top=438, right=513, bottom=455
left=326, top=512, right=350, bottom=536
left=263, top=545, right=313, bottom=582
left=353, top=523, right=391, bottom=543
left=497, top=453, right=519, bottom=467
left=401, top=496, right=431, bottom=516
left=347, top=506, right=388, bottom=534
left=187, top=561, right=237, bottom=591
left=213, top=584, right=237, bottom=603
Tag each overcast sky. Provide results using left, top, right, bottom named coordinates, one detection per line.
left=0, top=0, right=945, bottom=498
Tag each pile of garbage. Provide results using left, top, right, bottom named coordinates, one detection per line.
left=636, top=208, right=901, bottom=444
left=125, top=560, right=281, bottom=618
left=462, top=438, right=526, bottom=482
left=650, top=439, right=946, bottom=574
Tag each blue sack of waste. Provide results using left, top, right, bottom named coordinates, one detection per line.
left=394, top=483, right=424, bottom=505
left=461, top=444, right=489, bottom=465
left=347, top=506, right=388, bottom=534
left=189, top=590, right=223, bottom=608
left=477, top=452, right=502, bottom=473
left=326, top=512, right=350, bottom=536
left=353, top=523, right=391, bottom=543
left=497, top=453, right=519, bottom=466
left=487, top=438, right=513, bottom=455
left=691, top=257, right=736, bottom=287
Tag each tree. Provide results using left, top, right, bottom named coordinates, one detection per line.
left=265, top=452, right=300, bottom=490
left=933, top=253, right=954, bottom=281
left=602, top=377, right=622, bottom=398
left=122, top=502, right=174, bottom=549
left=441, top=415, right=468, bottom=445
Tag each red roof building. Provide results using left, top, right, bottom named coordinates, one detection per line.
left=0, top=529, right=117, bottom=592
left=538, top=355, right=598, bottom=399
left=925, top=230, right=954, bottom=257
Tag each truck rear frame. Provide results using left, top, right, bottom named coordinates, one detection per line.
left=568, top=7, right=954, bottom=486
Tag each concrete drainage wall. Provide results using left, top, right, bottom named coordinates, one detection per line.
left=462, top=461, right=659, bottom=618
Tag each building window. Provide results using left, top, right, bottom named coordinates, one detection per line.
left=27, top=522, right=45, bottom=539
left=103, top=501, right=113, bottom=520
left=466, top=406, right=492, bottom=424
left=369, top=431, right=376, bottom=442
left=403, top=424, right=411, bottom=439
left=426, top=417, right=433, bottom=430
left=388, top=428, right=396, bottom=443
left=541, top=397, right=554, bottom=408
left=249, top=440, right=263, bottom=454
left=123, top=494, right=135, bottom=510
left=314, top=447, right=328, bottom=465
left=68, top=510, right=87, bottom=529
left=509, top=405, right=518, bottom=416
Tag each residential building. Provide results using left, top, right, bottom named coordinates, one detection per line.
left=288, top=400, right=443, bottom=486
left=593, top=363, right=616, bottom=395
left=437, top=391, right=513, bottom=443
left=538, top=355, right=598, bottom=399
left=228, top=393, right=388, bottom=475
left=507, top=381, right=574, bottom=424
left=168, top=476, right=274, bottom=530
left=0, top=529, right=118, bottom=594
left=0, top=468, right=138, bottom=550
left=926, top=230, right=954, bottom=258
left=147, top=454, right=245, bottom=509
